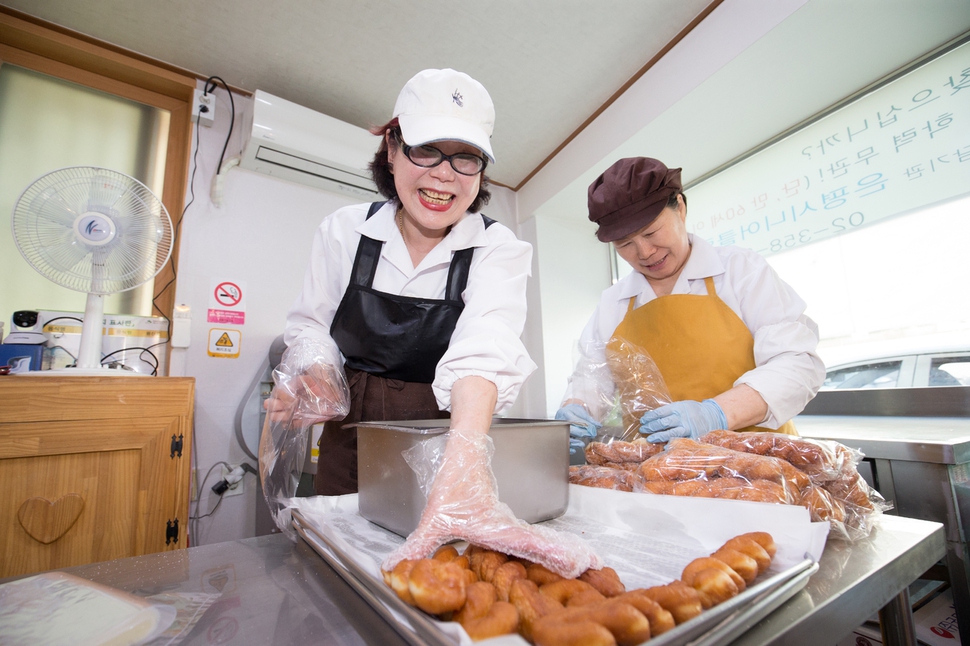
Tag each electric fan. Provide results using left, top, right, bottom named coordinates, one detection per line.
left=11, top=166, right=174, bottom=375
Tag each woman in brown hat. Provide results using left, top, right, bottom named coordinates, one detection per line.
left=557, top=157, right=824, bottom=446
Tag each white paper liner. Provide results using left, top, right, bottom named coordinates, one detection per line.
left=290, top=484, right=828, bottom=645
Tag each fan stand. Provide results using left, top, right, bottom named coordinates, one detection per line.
left=17, top=293, right=150, bottom=377
left=12, top=168, right=172, bottom=377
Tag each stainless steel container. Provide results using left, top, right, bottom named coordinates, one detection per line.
left=356, top=418, right=570, bottom=537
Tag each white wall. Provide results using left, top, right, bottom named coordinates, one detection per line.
left=172, top=87, right=361, bottom=545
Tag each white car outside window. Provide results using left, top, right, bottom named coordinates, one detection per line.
left=821, top=352, right=970, bottom=390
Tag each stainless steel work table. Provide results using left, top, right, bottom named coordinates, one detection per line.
left=797, top=414, right=970, bottom=643
left=2, top=513, right=943, bottom=646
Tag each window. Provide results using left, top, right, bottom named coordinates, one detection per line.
left=0, top=8, right=195, bottom=369
left=0, top=64, right=170, bottom=328
left=930, top=357, right=970, bottom=386
left=822, top=361, right=902, bottom=390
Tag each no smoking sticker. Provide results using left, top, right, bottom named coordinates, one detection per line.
left=208, top=328, right=241, bottom=358
left=214, top=282, right=242, bottom=307
left=208, top=278, right=247, bottom=324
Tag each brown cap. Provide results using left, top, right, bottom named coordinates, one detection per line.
left=587, top=157, right=683, bottom=242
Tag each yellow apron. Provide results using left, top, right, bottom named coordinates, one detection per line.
left=607, top=276, right=796, bottom=435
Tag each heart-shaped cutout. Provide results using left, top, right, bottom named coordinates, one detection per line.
left=18, top=494, right=85, bottom=544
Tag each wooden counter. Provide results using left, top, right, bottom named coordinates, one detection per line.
left=0, top=375, right=194, bottom=577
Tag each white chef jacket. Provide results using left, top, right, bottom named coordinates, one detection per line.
left=284, top=201, right=537, bottom=413
left=564, top=234, right=825, bottom=428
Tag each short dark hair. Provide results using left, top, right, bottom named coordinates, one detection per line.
left=667, top=191, right=687, bottom=209
left=368, top=119, right=491, bottom=213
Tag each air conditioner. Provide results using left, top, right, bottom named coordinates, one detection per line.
left=239, top=90, right=381, bottom=198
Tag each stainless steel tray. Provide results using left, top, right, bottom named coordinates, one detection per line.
left=292, top=509, right=817, bottom=646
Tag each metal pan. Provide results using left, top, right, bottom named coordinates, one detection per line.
left=292, top=509, right=818, bottom=646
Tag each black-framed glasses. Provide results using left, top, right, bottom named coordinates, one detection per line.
left=399, top=140, right=487, bottom=176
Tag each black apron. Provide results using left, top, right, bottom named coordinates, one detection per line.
left=315, top=201, right=494, bottom=494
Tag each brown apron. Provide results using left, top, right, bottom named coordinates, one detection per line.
left=608, top=276, right=797, bottom=435
left=314, top=367, right=449, bottom=495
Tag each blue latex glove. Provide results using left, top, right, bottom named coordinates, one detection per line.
left=639, top=399, right=728, bottom=444
left=555, top=403, right=601, bottom=454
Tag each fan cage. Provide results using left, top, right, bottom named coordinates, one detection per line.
left=11, top=166, right=174, bottom=295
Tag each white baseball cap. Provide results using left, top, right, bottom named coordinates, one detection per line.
left=392, top=68, right=496, bottom=163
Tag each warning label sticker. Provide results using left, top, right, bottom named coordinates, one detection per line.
left=207, top=328, right=241, bottom=358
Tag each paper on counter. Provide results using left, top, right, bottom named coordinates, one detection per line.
left=0, top=571, right=177, bottom=646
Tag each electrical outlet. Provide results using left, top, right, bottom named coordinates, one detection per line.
left=192, top=89, right=216, bottom=127
left=220, top=464, right=245, bottom=497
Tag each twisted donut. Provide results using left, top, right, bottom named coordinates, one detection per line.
left=527, top=562, right=566, bottom=586
left=408, top=558, right=468, bottom=615
left=682, top=557, right=746, bottom=592
left=734, top=531, right=777, bottom=559
left=722, top=534, right=772, bottom=573
left=535, top=599, right=651, bottom=646
left=539, top=579, right=601, bottom=606
left=686, top=566, right=739, bottom=609
left=432, top=544, right=461, bottom=562
left=386, top=558, right=417, bottom=605
left=616, top=590, right=675, bottom=635
left=469, top=549, right=509, bottom=583
left=492, top=560, right=527, bottom=602
left=638, top=581, right=702, bottom=624
left=711, top=547, right=759, bottom=586
left=509, top=578, right=565, bottom=642
left=569, top=465, right=643, bottom=492
left=454, top=581, right=520, bottom=641
left=454, top=581, right=497, bottom=624
left=579, top=566, right=626, bottom=597
left=532, top=618, right=614, bottom=646
left=585, top=440, right=664, bottom=465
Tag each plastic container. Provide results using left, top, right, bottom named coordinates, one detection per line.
left=356, top=418, right=570, bottom=537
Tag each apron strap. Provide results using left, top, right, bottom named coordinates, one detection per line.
left=347, top=202, right=388, bottom=288
left=444, top=214, right=497, bottom=302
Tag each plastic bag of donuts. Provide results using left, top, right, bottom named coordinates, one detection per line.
left=563, top=337, right=672, bottom=445
left=568, top=464, right=645, bottom=492
left=603, top=336, right=673, bottom=442
left=697, top=430, right=891, bottom=541
left=381, top=532, right=777, bottom=645
left=636, top=438, right=881, bottom=541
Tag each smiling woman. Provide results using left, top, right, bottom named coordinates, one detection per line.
left=557, top=157, right=826, bottom=451
left=261, top=69, right=598, bottom=578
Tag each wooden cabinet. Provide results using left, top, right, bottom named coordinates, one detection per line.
left=0, top=376, right=194, bottom=578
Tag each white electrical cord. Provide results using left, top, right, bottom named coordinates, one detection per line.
left=211, top=156, right=240, bottom=207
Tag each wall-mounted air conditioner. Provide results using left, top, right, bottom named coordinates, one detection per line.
left=239, top=90, right=380, bottom=198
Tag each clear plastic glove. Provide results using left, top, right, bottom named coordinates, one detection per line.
left=382, top=428, right=603, bottom=579
left=639, top=399, right=728, bottom=444
left=556, top=403, right=601, bottom=456
left=263, top=339, right=350, bottom=427
left=259, top=338, right=350, bottom=538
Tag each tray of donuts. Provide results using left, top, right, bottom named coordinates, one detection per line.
left=294, top=512, right=816, bottom=646
left=572, top=431, right=891, bottom=542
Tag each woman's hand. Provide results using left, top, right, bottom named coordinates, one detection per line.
left=638, top=384, right=770, bottom=442
left=638, top=399, right=727, bottom=443
left=263, top=362, right=349, bottom=426
left=555, top=402, right=601, bottom=454
left=382, top=429, right=603, bottom=579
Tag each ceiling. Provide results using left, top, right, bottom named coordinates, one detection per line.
left=3, top=1, right=969, bottom=200
left=0, top=0, right=714, bottom=189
